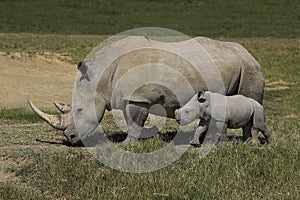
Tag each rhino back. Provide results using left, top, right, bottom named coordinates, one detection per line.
left=92, top=36, right=264, bottom=117
left=110, top=37, right=253, bottom=110
left=194, top=37, right=265, bottom=103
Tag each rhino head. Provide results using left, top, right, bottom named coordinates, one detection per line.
left=28, top=98, right=82, bottom=146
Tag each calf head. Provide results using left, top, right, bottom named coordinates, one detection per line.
left=175, top=91, right=209, bottom=125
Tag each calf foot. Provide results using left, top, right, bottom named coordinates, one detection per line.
left=267, top=138, right=276, bottom=146
left=190, top=139, right=201, bottom=147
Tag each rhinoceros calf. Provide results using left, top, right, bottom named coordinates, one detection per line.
left=175, top=91, right=275, bottom=146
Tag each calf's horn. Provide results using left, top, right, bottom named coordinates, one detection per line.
left=27, top=98, right=66, bottom=130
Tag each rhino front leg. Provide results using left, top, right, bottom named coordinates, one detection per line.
left=123, top=103, right=148, bottom=143
left=123, top=102, right=159, bottom=144
left=218, top=132, right=230, bottom=142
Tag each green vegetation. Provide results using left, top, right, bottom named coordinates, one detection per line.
left=0, top=36, right=299, bottom=199
left=0, top=119, right=299, bottom=199
left=0, top=108, right=43, bottom=124
left=0, top=0, right=299, bottom=37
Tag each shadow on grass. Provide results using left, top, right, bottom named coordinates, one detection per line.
left=35, top=138, right=75, bottom=147
left=35, top=129, right=268, bottom=148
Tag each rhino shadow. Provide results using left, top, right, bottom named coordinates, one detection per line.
left=36, top=131, right=268, bottom=148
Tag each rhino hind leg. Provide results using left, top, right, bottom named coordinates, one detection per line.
left=123, top=103, right=159, bottom=144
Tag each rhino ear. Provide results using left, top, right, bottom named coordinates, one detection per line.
left=197, top=91, right=206, bottom=103
left=77, top=61, right=83, bottom=70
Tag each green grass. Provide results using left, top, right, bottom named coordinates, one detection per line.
left=0, top=0, right=299, bottom=37
left=0, top=0, right=299, bottom=198
left=0, top=108, right=42, bottom=125
left=1, top=120, right=299, bottom=199
left=0, top=36, right=299, bottom=199
left=0, top=108, right=62, bottom=125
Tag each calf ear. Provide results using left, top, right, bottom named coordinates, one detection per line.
left=197, top=91, right=206, bottom=103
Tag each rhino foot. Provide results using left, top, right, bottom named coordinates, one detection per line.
left=218, top=134, right=230, bottom=142
left=122, top=135, right=139, bottom=145
left=244, top=137, right=260, bottom=146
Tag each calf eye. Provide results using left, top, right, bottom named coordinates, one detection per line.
left=198, top=98, right=206, bottom=103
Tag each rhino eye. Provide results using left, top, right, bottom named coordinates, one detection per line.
left=70, top=134, right=76, bottom=139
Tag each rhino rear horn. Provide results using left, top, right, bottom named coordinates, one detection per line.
left=53, top=101, right=71, bottom=114
left=28, top=98, right=66, bottom=130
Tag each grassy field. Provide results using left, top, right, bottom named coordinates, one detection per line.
left=0, top=0, right=300, bottom=199
left=0, top=36, right=299, bottom=199
left=0, top=0, right=299, bottom=37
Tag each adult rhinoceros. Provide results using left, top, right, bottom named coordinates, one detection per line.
left=28, top=36, right=265, bottom=146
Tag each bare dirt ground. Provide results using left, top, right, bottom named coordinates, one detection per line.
left=0, top=52, right=77, bottom=109
left=0, top=53, right=78, bottom=183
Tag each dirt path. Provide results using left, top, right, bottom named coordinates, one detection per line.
left=0, top=52, right=77, bottom=109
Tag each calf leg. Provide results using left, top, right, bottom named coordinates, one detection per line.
left=261, top=127, right=275, bottom=145
left=242, top=122, right=252, bottom=141
left=244, top=127, right=260, bottom=146
left=243, top=121, right=260, bottom=144
left=191, top=120, right=208, bottom=146
left=201, top=121, right=228, bottom=145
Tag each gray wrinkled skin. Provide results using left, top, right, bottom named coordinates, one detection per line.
left=29, top=36, right=265, bottom=145
left=175, top=91, right=275, bottom=146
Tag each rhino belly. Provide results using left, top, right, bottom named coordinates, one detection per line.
left=227, top=119, right=251, bottom=129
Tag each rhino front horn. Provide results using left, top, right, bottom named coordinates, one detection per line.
left=27, top=98, right=66, bottom=130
